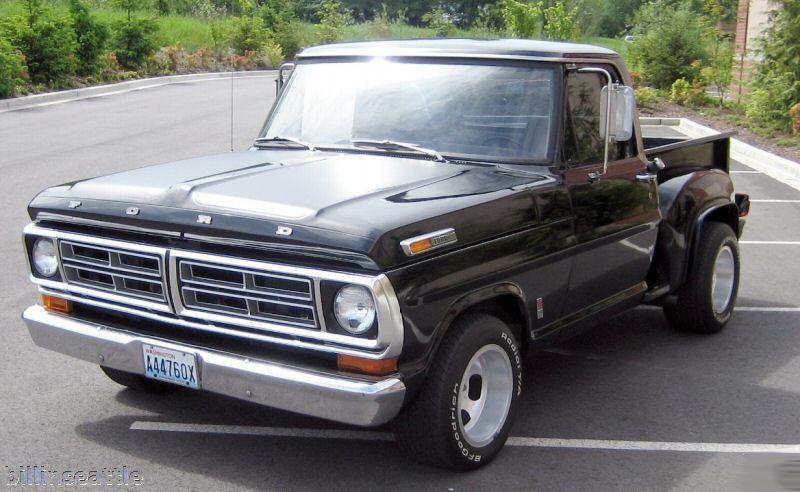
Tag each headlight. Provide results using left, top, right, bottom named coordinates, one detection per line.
left=334, top=285, right=376, bottom=335
left=32, top=238, right=58, bottom=277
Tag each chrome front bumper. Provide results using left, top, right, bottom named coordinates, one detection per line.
left=22, top=305, right=406, bottom=427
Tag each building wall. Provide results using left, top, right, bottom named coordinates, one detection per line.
left=732, top=0, right=773, bottom=101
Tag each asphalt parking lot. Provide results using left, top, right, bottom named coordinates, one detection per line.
left=2, top=76, right=800, bottom=490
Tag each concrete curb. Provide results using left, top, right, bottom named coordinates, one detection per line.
left=0, top=70, right=277, bottom=113
left=642, top=117, right=800, bottom=192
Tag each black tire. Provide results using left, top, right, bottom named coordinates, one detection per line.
left=664, top=222, right=740, bottom=334
left=101, top=366, right=177, bottom=393
left=393, top=313, right=523, bottom=470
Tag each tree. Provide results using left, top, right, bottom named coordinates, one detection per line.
left=747, top=0, right=800, bottom=132
left=628, top=1, right=708, bottom=89
left=315, top=1, right=349, bottom=43
left=502, top=0, right=543, bottom=38
left=69, top=0, right=109, bottom=75
left=110, top=0, right=158, bottom=69
left=0, top=37, right=27, bottom=97
left=2, top=0, right=77, bottom=86
left=542, top=2, right=579, bottom=40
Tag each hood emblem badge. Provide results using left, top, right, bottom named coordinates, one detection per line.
left=276, top=226, right=293, bottom=236
left=67, top=200, right=82, bottom=209
left=126, top=207, right=140, bottom=216
left=196, top=215, right=212, bottom=225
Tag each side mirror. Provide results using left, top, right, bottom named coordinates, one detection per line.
left=601, top=85, right=635, bottom=142
left=276, top=62, right=295, bottom=95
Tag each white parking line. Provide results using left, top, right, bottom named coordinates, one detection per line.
left=637, top=305, right=800, bottom=312
left=740, top=241, right=800, bottom=245
left=130, top=422, right=800, bottom=454
left=506, top=437, right=800, bottom=453
left=749, top=199, right=800, bottom=203
left=730, top=170, right=762, bottom=174
left=735, top=307, right=800, bottom=312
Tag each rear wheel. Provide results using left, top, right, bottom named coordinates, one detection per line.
left=664, top=222, right=740, bottom=334
left=393, top=313, right=523, bottom=470
left=101, top=366, right=177, bottom=393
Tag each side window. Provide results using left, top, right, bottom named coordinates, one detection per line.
left=564, top=68, right=637, bottom=165
left=564, top=72, right=604, bottom=164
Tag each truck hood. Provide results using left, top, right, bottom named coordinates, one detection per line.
left=29, top=150, right=557, bottom=269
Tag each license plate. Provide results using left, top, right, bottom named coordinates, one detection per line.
left=142, top=344, right=199, bottom=389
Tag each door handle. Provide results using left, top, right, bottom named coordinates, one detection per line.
left=635, top=172, right=657, bottom=183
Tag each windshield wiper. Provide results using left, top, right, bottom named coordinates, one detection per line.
left=254, top=135, right=316, bottom=151
left=351, top=139, right=446, bottom=162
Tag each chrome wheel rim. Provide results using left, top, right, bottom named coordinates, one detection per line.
left=457, top=344, right=514, bottom=448
left=711, top=245, right=735, bottom=314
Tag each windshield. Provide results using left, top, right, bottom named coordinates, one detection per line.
left=261, top=60, right=557, bottom=162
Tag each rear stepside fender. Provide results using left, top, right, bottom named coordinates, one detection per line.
left=653, top=169, right=738, bottom=292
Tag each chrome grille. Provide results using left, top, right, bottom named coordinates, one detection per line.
left=59, top=240, right=167, bottom=303
left=177, top=259, right=317, bottom=329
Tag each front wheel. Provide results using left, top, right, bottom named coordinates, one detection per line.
left=664, top=222, right=740, bottom=334
left=393, top=313, right=523, bottom=470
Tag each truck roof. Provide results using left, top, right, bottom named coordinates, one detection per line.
left=297, top=38, right=619, bottom=60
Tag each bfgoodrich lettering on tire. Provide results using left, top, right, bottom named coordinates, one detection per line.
left=393, top=313, right=523, bottom=470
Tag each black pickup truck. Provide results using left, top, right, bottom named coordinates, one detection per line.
left=21, top=39, right=750, bottom=469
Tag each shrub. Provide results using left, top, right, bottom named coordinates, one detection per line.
left=228, top=16, right=270, bottom=55
left=502, top=0, right=543, bottom=38
left=256, top=0, right=296, bottom=30
left=422, top=7, right=455, bottom=38
left=0, top=37, right=27, bottom=97
left=69, top=0, right=109, bottom=75
left=542, top=2, right=579, bottom=40
left=746, top=73, right=793, bottom=133
left=2, top=5, right=78, bottom=87
left=231, top=50, right=259, bottom=70
left=260, top=39, right=283, bottom=68
left=791, top=103, right=800, bottom=136
left=687, top=79, right=708, bottom=107
left=635, top=86, right=659, bottom=109
left=628, top=1, right=707, bottom=89
left=670, top=78, right=691, bottom=105
left=112, top=18, right=158, bottom=69
left=209, top=20, right=230, bottom=54
left=315, top=1, right=349, bottom=44
left=748, top=0, right=800, bottom=133
left=272, top=20, right=303, bottom=59
left=628, top=70, right=644, bottom=88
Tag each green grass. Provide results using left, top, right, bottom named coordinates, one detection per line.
left=0, top=0, right=628, bottom=56
left=1, top=0, right=213, bottom=50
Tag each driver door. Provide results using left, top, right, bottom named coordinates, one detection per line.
left=561, top=66, right=661, bottom=316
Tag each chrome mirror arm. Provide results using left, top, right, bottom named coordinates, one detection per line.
left=575, top=67, right=614, bottom=181
left=276, top=62, right=295, bottom=95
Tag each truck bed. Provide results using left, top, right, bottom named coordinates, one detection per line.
left=642, top=126, right=736, bottom=179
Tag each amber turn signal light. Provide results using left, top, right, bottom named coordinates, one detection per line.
left=42, top=294, right=72, bottom=314
left=337, top=355, right=398, bottom=376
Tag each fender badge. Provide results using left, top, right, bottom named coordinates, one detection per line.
left=276, top=226, right=293, bottom=236
left=67, top=200, right=82, bottom=209
left=196, top=215, right=212, bottom=225
left=126, top=207, right=140, bottom=216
